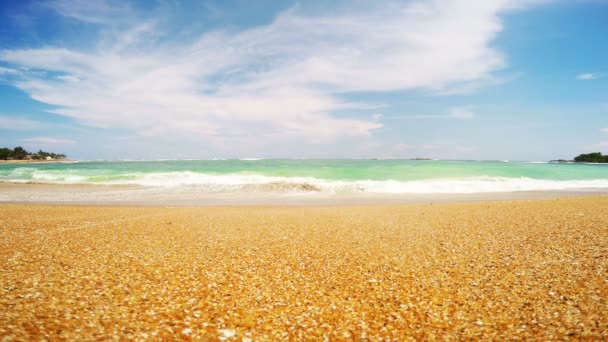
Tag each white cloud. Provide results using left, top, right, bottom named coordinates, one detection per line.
left=21, top=137, right=75, bottom=145
left=1, top=0, right=536, bottom=146
left=601, top=128, right=608, bottom=133
left=0, top=116, right=41, bottom=130
left=576, top=73, right=605, bottom=80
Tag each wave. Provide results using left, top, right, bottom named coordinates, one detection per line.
left=2, top=169, right=608, bottom=194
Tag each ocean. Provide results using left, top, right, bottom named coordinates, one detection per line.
left=1, top=159, right=608, bottom=195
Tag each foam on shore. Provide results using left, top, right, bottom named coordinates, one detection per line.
left=2, top=170, right=608, bottom=194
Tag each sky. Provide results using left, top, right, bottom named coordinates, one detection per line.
left=0, top=0, right=606, bottom=160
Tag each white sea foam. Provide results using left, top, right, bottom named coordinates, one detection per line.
left=3, top=170, right=608, bottom=194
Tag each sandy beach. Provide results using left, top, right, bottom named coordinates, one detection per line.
left=1, top=196, right=606, bottom=340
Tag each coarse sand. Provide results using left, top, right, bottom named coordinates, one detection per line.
left=1, top=196, right=607, bottom=340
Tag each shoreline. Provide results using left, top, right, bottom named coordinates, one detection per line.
left=1, top=182, right=607, bottom=206
left=1, top=196, right=606, bottom=340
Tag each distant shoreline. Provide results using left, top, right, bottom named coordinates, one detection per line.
left=0, top=159, right=77, bottom=164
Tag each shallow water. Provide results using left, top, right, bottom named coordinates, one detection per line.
left=1, top=159, right=607, bottom=194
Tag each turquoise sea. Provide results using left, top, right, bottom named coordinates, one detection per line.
left=1, top=159, right=608, bottom=194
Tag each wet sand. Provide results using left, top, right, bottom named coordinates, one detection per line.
left=1, top=182, right=607, bottom=206
left=1, top=197, right=607, bottom=340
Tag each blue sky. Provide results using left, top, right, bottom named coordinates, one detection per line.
left=0, top=0, right=606, bottom=160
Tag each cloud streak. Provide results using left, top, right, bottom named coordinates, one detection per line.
left=0, top=66, right=19, bottom=74
left=383, top=107, right=475, bottom=120
left=21, top=137, right=75, bottom=145
left=589, top=141, right=608, bottom=150
left=1, top=0, right=535, bottom=147
left=44, top=0, right=133, bottom=25
left=0, top=116, right=42, bottom=130
left=576, top=73, right=605, bottom=80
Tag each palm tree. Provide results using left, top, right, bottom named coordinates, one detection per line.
left=11, top=146, right=28, bottom=160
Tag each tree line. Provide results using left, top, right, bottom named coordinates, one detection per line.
left=0, top=146, right=67, bottom=160
left=573, top=152, right=608, bottom=163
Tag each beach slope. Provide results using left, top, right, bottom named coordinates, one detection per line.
left=1, top=197, right=607, bottom=340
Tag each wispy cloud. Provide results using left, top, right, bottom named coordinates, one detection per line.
left=0, top=116, right=41, bottom=130
left=21, top=137, right=75, bottom=145
left=384, top=108, right=475, bottom=120
left=601, top=128, right=608, bottom=133
left=588, top=141, right=608, bottom=150
left=0, top=66, right=19, bottom=74
left=1, top=0, right=536, bottom=146
left=44, top=0, right=133, bottom=25
left=422, top=142, right=477, bottom=154
left=56, top=74, right=80, bottom=82
left=435, top=72, right=522, bottom=95
left=353, top=139, right=476, bottom=159
left=576, top=73, right=605, bottom=80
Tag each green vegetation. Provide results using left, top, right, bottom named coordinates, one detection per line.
left=0, top=146, right=67, bottom=161
left=574, top=152, right=608, bottom=163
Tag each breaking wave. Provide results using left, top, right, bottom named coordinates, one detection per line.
left=2, top=169, right=608, bottom=194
